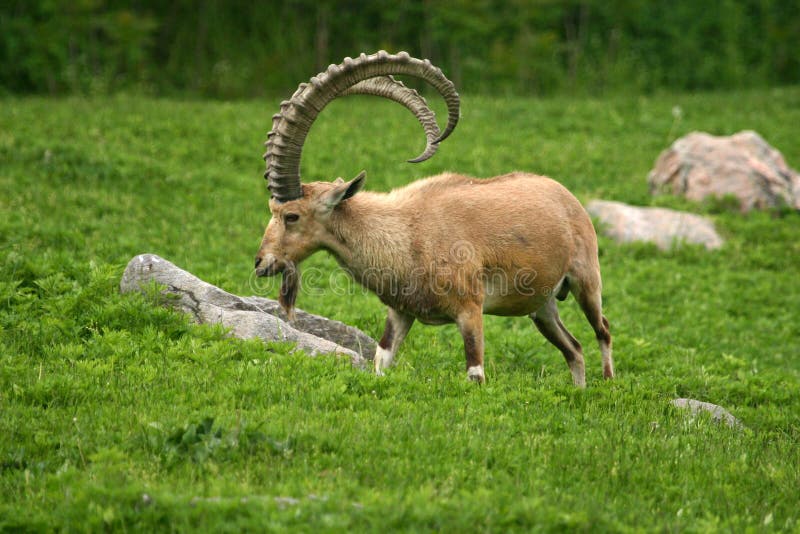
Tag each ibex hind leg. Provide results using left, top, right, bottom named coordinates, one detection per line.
left=530, top=298, right=586, bottom=387
left=568, top=273, right=614, bottom=379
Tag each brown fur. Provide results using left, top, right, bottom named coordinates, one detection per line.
left=255, top=171, right=613, bottom=385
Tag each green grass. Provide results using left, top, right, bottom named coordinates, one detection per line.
left=1, top=88, right=799, bottom=531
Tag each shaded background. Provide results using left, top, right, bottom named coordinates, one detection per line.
left=2, top=0, right=799, bottom=98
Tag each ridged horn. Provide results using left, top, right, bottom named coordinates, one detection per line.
left=264, top=50, right=460, bottom=203
left=341, top=76, right=441, bottom=163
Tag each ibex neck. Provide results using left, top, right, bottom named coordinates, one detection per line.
left=324, top=192, right=413, bottom=279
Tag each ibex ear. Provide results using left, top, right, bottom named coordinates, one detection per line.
left=321, top=171, right=366, bottom=210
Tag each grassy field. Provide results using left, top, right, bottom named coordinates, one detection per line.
left=1, top=88, right=799, bottom=531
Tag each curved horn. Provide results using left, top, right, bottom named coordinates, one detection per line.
left=341, top=76, right=441, bottom=163
left=264, top=50, right=460, bottom=202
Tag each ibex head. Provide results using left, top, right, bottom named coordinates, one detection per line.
left=255, top=173, right=365, bottom=275
left=254, top=51, right=460, bottom=317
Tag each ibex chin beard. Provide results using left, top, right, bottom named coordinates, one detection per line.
left=277, top=261, right=299, bottom=321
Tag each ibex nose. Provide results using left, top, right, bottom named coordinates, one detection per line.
left=254, top=256, right=262, bottom=269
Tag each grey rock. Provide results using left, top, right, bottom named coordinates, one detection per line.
left=671, top=398, right=744, bottom=429
left=238, top=295, right=376, bottom=357
left=120, top=254, right=376, bottom=366
left=586, top=200, right=724, bottom=250
left=648, top=130, right=800, bottom=212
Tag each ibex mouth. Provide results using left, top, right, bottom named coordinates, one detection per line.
left=255, top=254, right=283, bottom=277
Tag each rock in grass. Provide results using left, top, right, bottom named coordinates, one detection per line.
left=586, top=200, right=723, bottom=250
left=671, top=398, right=744, bottom=429
left=120, top=254, right=375, bottom=366
left=648, top=131, right=800, bottom=212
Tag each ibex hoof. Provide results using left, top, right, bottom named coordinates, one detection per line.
left=374, top=347, right=393, bottom=377
left=467, top=365, right=485, bottom=384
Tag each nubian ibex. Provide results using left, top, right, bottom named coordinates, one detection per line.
left=255, top=51, right=613, bottom=386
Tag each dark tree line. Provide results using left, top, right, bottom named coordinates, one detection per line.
left=1, top=0, right=798, bottom=97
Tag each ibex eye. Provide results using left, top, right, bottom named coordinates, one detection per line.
left=284, top=213, right=300, bottom=224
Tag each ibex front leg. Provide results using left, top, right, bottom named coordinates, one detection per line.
left=374, top=307, right=414, bottom=376
left=456, top=303, right=485, bottom=383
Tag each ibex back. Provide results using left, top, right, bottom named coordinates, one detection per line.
left=255, top=51, right=613, bottom=386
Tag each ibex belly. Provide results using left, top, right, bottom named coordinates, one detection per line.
left=482, top=269, right=564, bottom=316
